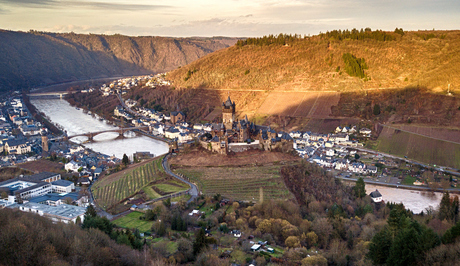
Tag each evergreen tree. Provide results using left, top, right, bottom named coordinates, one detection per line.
left=387, top=227, right=420, bottom=266
left=85, top=205, right=97, bottom=219
left=122, top=154, right=129, bottom=166
left=368, top=228, right=393, bottom=265
left=442, top=220, right=460, bottom=244
left=373, top=104, right=381, bottom=115
left=353, top=178, right=366, bottom=198
left=438, top=191, right=451, bottom=221
left=387, top=208, right=410, bottom=234
left=451, top=196, right=459, bottom=223
left=193, top=228, right=207, bottom=256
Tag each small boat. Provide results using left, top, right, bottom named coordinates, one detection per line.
left=75, top=107, right=80, bottom=110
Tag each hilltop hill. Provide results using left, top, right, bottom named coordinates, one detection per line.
left=168, top=30, right=460, bottom=93
left=0, top=30, right=238, bottom=91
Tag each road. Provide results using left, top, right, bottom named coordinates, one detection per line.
left=337, top=176, right=460, bottom=193
left=87, top=183, right=117, bottom=220
left=162, top=154, right=199, bottom=203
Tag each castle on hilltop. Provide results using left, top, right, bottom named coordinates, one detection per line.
left=199, top=96, right=293, bottom=154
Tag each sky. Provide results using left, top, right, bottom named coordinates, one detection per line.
left=0, top=0, right=459, bottom=37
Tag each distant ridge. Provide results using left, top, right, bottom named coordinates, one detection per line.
left=0, top=30, right=238, bottom=91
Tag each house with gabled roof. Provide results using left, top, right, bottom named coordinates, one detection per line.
left=4, top=139, right=31, bottom=154
left=370, top=190, right=383, bottom=202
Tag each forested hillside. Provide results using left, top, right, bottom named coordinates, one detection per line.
left=0, top=30, right=238, bottom=91
left=168, top=29, right=460, bottom=94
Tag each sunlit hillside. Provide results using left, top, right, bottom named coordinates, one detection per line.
left=168, top=30, right=460, bottom=94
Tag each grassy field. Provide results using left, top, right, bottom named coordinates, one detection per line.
left=153, top=180, right=189, bottom=193
left=112, top=211, right=153, bottom=232
left=402, top=175, right=417, bottom=185
left=370, top=126, right=460, bottom=168
left=174, top=164, right=294, bottom=201
left=91, top=157, right=165, bottom=210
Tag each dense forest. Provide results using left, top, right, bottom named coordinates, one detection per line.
left=0, top=208, right=157, bottom=266
left=235, top=28, right=402, bottom=47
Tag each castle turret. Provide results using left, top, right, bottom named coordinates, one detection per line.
left=222, top=96, right=235, bottom=129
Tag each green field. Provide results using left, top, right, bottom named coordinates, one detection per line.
left=142, top=186, right=162, bottom=199
left=91, top=158, right=165, bottom=209
left=153, top=180, right=189, bottom=194
left=369, top=126, right=460, bottom=169
left=112, top=211, right=153, bottom=232
left=402, top=175, right=417, bottom=185
left=175, top=165, right=294, bottom=201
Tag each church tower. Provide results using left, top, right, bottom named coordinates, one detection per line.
left=222, top=96, right=235, bottom=129
left=41, top=135, right=49, bottom=152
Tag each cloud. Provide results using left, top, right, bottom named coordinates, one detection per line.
left=66, top=1, right=171, bottom=11
left=0, top=0, right=56, bottom=7
left=0, top=0, right=172, bottom=11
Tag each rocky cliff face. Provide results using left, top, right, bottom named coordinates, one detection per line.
left=0, top=30, right=237, bottom=91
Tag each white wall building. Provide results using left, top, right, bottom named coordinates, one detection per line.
left=17, top=202, right=86, bottom=224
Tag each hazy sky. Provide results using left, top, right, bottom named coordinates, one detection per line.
left=0, top=0, right=459, bottom=37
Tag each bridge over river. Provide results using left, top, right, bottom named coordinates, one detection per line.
left=27, top=91, right=70, bottom=98
left=51, top=126, right=150, bottom=142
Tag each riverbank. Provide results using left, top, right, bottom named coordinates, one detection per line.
left=23, top=94, right=62, bottom=135
left=338, top=176, right=460, bottom=194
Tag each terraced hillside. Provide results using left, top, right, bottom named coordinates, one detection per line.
left=169, top=148, right=300, bottom=202
left=174, top=165, right=294, bottom=202
left=92, top=157, right=167, bottom=211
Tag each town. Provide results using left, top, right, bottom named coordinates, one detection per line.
left=0, top=74, right=459, bottom=266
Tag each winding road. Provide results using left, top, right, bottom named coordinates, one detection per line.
left=162, top=154, right=199, bottom=203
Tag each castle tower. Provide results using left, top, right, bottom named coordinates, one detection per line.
left=41, top=135, right=49, bottom=152
left=222, top=96, right=235, bottom=129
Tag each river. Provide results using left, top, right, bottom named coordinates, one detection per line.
left=30, top=98, right=169, bottom=159
left=28, top=98, right=444, bottom=212
left=365, top=184, right=443, bottom=213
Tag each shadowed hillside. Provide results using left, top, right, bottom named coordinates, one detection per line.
left=168, top=30, right=460, bottom=94
left=0, top=30, right=238, bottom=91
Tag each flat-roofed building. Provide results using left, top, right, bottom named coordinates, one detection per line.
left=14, top=202, right=86, bottom=224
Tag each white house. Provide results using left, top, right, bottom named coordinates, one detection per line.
left=359, top=128, right=372, bottom=136
left=335, top=159, right=348, bottom=170
left=370, top=190, right=383, bottom=203
left=367, top=165, right=378, bottom=174
left=325, top=149, right=335, bottom=157
left=65, top=161, right=82, bottom=173
left=165, top=127, right=181, bottom=139
left=335, top=134, right=349, bottom=143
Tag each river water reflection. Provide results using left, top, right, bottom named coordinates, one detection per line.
left=31, top=98, right=169, bottom=159
left=365, top=184, right=442, bottom=213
